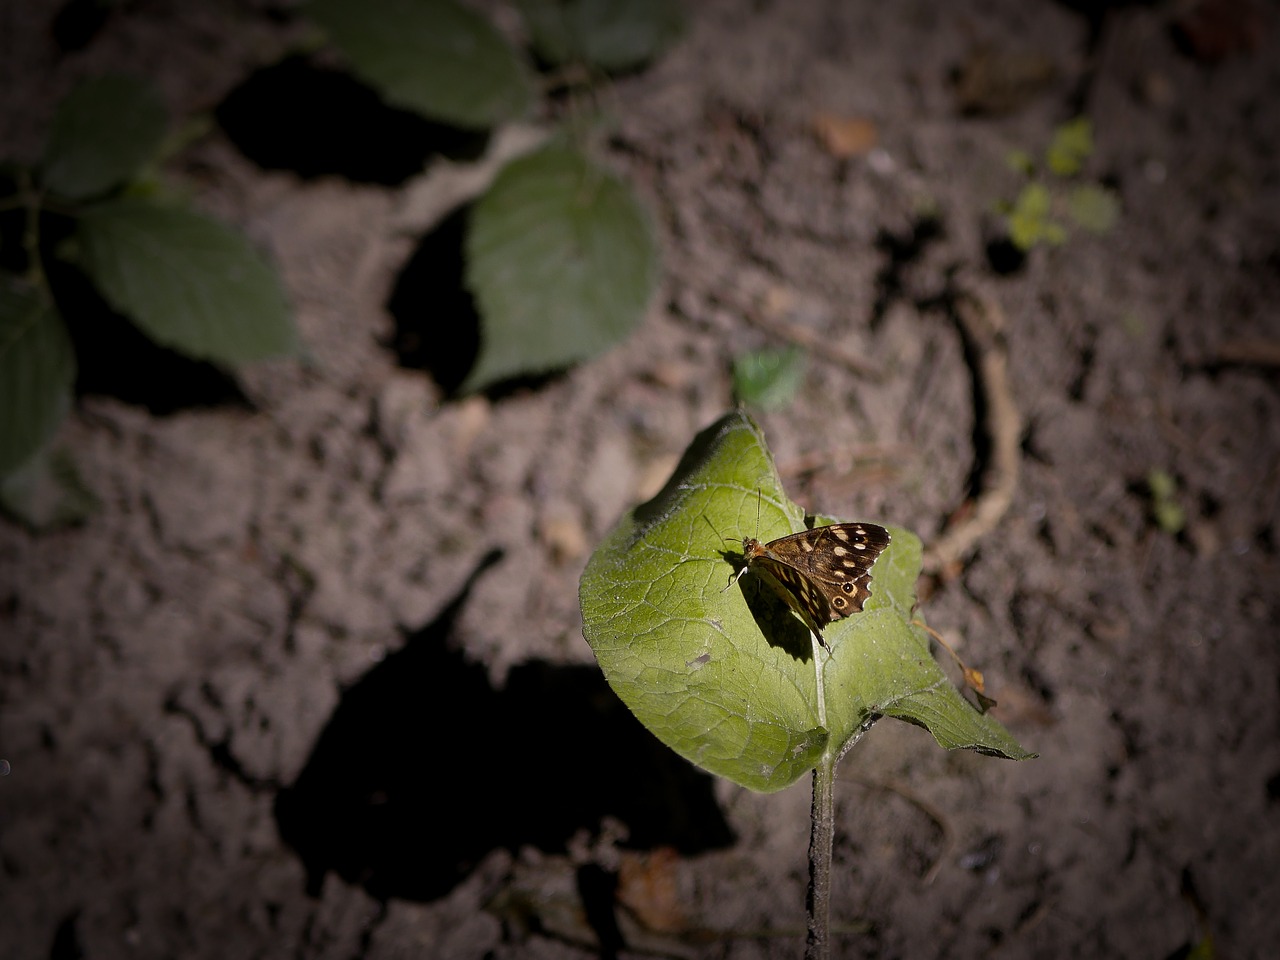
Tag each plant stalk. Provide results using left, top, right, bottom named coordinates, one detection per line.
left=806, top=750, right=836, bottom=960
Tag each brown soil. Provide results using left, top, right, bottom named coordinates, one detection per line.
left=3, top=1, right=1278, bottom=958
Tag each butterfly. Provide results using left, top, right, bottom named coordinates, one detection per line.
left=728, top=521, right=891, bottom=648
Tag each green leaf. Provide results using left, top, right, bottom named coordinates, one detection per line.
left=462, top=144, right=658, bottom=391
left=1004, top=148, right=1035, bottom=177
left=74, top=197, right=296, bottom=363
left=1007, top=182, right=1065, bottom=251
left=39, top=74, right=167, bottom=201
left=308, top=0, right=535, bottom=129
left=517, top=0, right=685, bottom=72
left=0, top=275, right=76, bottom=475
left=1147, top=468, right=1186, bottom=535
left=0, top=444, right=98, bottom=531
left=732, top=345, right=806, bottom=410
left=1067, top=183, right=1120, bottom=235
left=579, top=410, right=1033, bottom=793
left=1045, top=116, right=1093, bottom=177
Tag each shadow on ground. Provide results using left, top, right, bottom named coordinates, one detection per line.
left=275, top=553, right=735, bottom=903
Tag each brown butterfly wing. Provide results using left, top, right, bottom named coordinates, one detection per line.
left=748, top=523, right=891, bottom=633
left=744, top=545, right=836, bottom=634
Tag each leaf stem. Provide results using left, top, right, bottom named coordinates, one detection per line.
left=806, top=747, right=835, bottom=960
left=807, top=631, right=834, bottom=959
left=812, top=631, right=827, bottom=728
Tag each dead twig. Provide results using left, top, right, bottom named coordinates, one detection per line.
left=742, top=309, right=883, bottom=380
left=777, top=443, right=910, bottom=480
left=1214, top=338, right=1280, bottom=369
left=912, top=618, right=996, bottom=711
left=923, top=290, right=1022, bottom=575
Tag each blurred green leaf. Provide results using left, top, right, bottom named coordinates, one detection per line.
left=0, top=444, right=98, bottom=530
left=462, top=144, right=658, bottom=391
left=1004, top=148, right=1035, bottom=176
left=1068, top=183, right=1120, bottom=235
left=517, top=0, right=684, bottom=72
left=1147, top=469, right=1175, bottom=499
left=1046, top=116, right=1093, bottom=177
left=39, top=74, right=167, bottom=201
left=1147, top=468, right=1186, bottom=535
left=579, top=410, right=1033, bottom=793
left=75, top=197, right=296, bottom=363
left=308, top=0, right=535, bottom=129
left=1008, top=182, right=1065, bottom=251
left=1186, top=933, right=1215, bottom=960
left=0, top=275, right=75, bottom=475
left=732, top=345, right=806, bottom=410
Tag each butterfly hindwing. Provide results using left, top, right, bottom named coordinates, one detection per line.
left=740, top=522, right=891, bottom=644
left=749, top=552, right=834, bottom=629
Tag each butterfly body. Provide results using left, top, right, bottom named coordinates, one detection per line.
left=736, top=522, right=891, bottom=646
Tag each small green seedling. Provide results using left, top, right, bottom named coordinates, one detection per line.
left=1147, top=468, right=1187, bottom=535
left=997, top=116, right=1120, bottom=252
left=732, top=345, right=807, bottom=410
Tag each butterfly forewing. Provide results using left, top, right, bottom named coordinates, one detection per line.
left=741, top=522, right=891, bottom=642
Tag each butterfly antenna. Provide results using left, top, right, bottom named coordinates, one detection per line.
left=702, top=513, right=739, bottom=546
left=701, top=513, right=750, bottom=592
